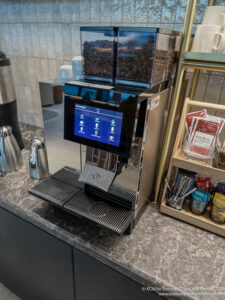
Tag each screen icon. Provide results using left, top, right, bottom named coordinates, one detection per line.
left=111, top=119, right=115, bottom=126
left=95, top=123, right=99, bottom=129
left=80, top=120, right=84, bottom=125
left=109, top=136, right=114, bottom=141
left=80, top=127, right=84, bottom=133
left=110, top=127, right=114, bottom=133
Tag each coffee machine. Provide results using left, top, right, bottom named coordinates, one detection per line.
left=30, top=27, right=180, bottom=234
left=30, top=80, right=172, bottom=234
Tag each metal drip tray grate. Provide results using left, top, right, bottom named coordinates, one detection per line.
left=64, top=190, right=134, bottom=234
left=88, top=202, right=109, bottom=218
left=29, top=167, right=135, bottom=234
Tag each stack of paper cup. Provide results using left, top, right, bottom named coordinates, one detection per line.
left=191, top=6, right=225, bottom=53
left=58, top=65, right=73, bottom=82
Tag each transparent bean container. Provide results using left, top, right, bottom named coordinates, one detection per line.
left=80, top=27, right=115, bottom=84
left=116, top=28, right=180, bottom=89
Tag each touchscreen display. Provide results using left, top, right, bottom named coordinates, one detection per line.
left=74, top=104, right=123, bottom=147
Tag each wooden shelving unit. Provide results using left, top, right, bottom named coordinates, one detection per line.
left=154, top=0, right=225, bottom=203
left=172, top=149, right=225, bottom=181
left=160, top=98, right=225, bottom=237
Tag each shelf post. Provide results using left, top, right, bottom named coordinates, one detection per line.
left=154, top=0, right=198, bottom=203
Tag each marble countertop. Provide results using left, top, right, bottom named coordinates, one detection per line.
left=1, top=124, right=225, bottom=300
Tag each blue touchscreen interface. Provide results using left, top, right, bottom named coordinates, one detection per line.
left=74, top=104, right=123, bottom=147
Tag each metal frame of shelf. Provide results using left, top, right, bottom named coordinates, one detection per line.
left=154, top=0, right=225, bottom=202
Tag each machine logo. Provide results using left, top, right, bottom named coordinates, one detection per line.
left=92, top=172, right=101, bottom=181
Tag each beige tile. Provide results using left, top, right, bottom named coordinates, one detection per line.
left=111, top=0, right=124, bottom=24
left=36, top=0, right=46, bottom=23
left=59, top=0, right=72, bottom=23
left=161, top=6, right=176, bottom=24
left=148, top=1, right=162, bottom=24
left=11, top=56, right=29, bottom=86
left=16, top=23, right=26, bottom=56
left=8, top=24, right=18, bottom=55
left=0, top=1, right=6, bottom=23
left=71, top=0, right=80, bottom=22
left=31, top=24, right=40, bottom=57
left=72, top=25, right=81, bottom=57
left=5, top=1, right=14, bottom=23
left=27, top=57, right=37, bottom=88
left=55, top=59, right=64, bottom=78
left=23, top=24, right=33, bottom=57
left=38, top=23, right=48, bottom=58
left=12, top=1, right=22, bottom=23
left=135, top=0, right=149, bottom=24
left=43, top=1, right=53, bottom=22
left=100, top=0, right=112, bottom=24
left=62, top=24, right=72, bottom=60
left=46, top=24, right=56, bottom=59
left=123, top=0, right=135, bottom=24
left=51, top=0, right=61, bottom=21
left=48, top=59, right=57, bottom=79
left=53, top=23, right=63, bottom=59
left=27, top=57, right=42, bottom=89
left=0, top=24, right=11, bottom=55
left=40, top=58, right=49, bottom=81
left=90, top=0, right=101, bottom=23
left=23, top=1, right=37, bottom=23
left=80, top=0, right=90, bottom=23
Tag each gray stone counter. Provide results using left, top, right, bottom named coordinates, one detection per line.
left=0, top=124, right=225, bottom=300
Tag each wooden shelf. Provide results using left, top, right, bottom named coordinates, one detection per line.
left=161, top=197, right=225, bottom=238
left=172, top=149, right=225, bottom=181
left=160, top=98, right=225, bottom=238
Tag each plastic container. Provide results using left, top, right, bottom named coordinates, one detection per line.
left=116, top=27, right=180, bottom=88
left=72, top=56, right=84, bottom=80
left=80, top=27, right=115, bottom=83
left=58, top=65, right=73, bottom=82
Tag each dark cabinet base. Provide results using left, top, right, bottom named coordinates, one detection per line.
left=0, top=208, right=75, bottom=300
left=73, top=248, right=163, bottom=300
left=0, top=207, right=164, bottom=300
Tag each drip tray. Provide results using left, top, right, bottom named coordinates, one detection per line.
left=64, top=190, right=134, bottom=235
left=29, top=177, right=80, bottom=207
left=29, top=167, right=134, bottom=235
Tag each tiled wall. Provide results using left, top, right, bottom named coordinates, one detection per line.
left=0, top=0, right=224, bottom=127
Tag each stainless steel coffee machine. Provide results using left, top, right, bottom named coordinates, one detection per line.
left=30, top=80, right=172, bottom=234
left=30, top=26, right=180, bottom=234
